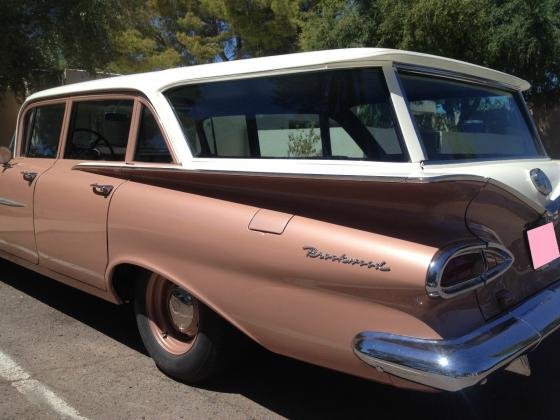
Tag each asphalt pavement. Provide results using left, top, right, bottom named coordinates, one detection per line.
left=0, top=258, right=559, bottom=420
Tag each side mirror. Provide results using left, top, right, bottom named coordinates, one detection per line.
left=0, top=146, right=13, bottom=165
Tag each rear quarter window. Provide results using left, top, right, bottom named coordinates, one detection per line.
left=165, top=68, right=407, bottom=162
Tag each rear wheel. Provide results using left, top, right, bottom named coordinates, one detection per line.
left=135, top=273, right=227, bottom=383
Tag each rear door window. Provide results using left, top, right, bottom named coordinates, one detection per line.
left=65, top=100, right=133, bottom=161
left=134, top=106, right=173, bottom=163
left=21, top=103, right=66, bottom=158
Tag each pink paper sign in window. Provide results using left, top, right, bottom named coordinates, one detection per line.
left=527, top=223, right=560, bottom=269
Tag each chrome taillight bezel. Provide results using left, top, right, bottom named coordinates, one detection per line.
left=426, top=241, right=515, bottom=299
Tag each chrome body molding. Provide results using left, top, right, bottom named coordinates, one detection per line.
left=488, top=178, right=547, bottom=214
left=0, top=197, right=24, bottom=208
left=73, top=162, right=490, bottom=184
left=354, top=279, right=560, bottom=391
left=70, top=164, right=549, bottom=215
left=426, top=241, right=515, bottom=299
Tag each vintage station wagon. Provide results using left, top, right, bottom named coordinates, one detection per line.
left=1, top=48, right=559, bottom=392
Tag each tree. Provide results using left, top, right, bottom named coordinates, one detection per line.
left=299, top=0, right=560, bottom=105
left=108, top=0, right=303, bottom=74
left=487, top=0, right=560, bottom=106
left=0, top=0, right=125, bottom=98
left=206, top=0, right=302, bottom=58
left=299, top=0, right=378, bottom=50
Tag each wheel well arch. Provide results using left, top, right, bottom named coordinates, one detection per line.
left=109, top=263, right=150, bottom=304
left=107, top=260, right=261, bottom=345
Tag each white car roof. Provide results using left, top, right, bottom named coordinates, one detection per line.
left=26, top=48, right=530, bottom=103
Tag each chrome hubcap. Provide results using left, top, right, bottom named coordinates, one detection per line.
left=167, top=287, right=197, bottom=336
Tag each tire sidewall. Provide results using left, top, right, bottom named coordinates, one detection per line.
left=134, top=275, right=223, bottom=383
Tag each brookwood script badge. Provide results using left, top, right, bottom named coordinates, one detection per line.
left=303, top=246, right=391, bottom=272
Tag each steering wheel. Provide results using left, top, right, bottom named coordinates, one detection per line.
left=72, top=128, right=116, bottom=159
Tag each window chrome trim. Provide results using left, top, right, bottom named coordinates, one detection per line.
left=395, top=63, right=520, bottom=92
left=426, top=241, right=515, bottom=299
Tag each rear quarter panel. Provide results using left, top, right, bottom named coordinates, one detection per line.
left=107, top=180, right=484, bottom=382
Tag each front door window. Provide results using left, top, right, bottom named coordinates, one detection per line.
left=21, top=103, right=65, bottom=158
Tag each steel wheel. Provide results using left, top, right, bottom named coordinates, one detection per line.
left=145, top=273, right=199, bottom=355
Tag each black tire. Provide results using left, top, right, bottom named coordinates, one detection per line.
left=134, top=273, right=229, bottom=383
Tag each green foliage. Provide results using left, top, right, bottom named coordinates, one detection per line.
left=0, top=0, right=124, bottom=98
left=3, top=0, right=559, bottom=113
left=107, top=0, right=205, bottom=73
left=108, top=0, right=302, bottom=74
left=204, top=0, right=301, bottom=57
left=299, top=0, right=373, bottom=50
left=398, top=0, right=492, bottom=62
left=299, top=0, right=560, bottom=104
left=486, top=0, right=560, bottom=105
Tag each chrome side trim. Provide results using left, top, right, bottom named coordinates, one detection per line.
left=354, top=279, right=560, bottom=391
left=72, top=162, right=489, bottom=185
left=0, top=197, right=24, bottom=208
left=426, top=241, right=515, bottom=299
left=74, top=163, right=549, bottom=218
left=423, top=156, right=551, bottom=166
left=488, top=178, right=547, bottom=214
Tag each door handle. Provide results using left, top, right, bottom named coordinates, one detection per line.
left=21, top=171, right=37, bottom=183
left=90, top=183, right=114, bottom=197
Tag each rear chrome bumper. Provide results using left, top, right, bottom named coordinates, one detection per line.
left=353, top=280, right=560, bottom=391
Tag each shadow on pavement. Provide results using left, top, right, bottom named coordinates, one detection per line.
left=0, top=258, right=146, bottom=355
left=1, top=258, right=559, bottom=419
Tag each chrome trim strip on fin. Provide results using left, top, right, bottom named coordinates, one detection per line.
left=488, top=178, right=546, bottom=214
left=0, top=197, right=24, bottom=208
left=73, top=163, right=548, bottom=216
left=72, top=162, right=490, bottom=185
